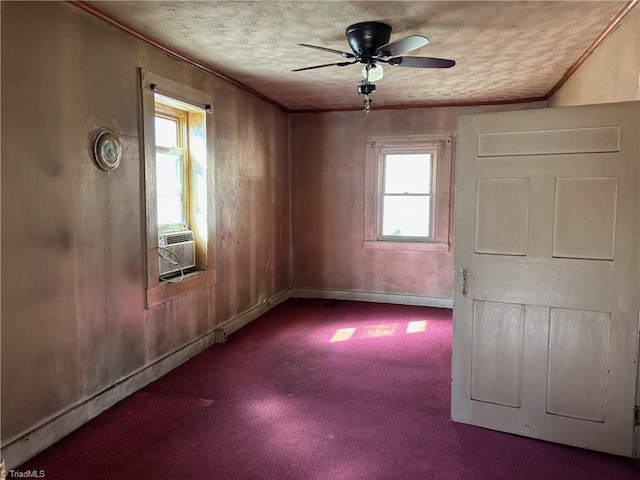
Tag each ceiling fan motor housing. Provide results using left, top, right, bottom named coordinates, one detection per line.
left=346, top=22, right=392, bottom=60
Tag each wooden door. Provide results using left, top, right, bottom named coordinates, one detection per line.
left=452, top=102, right=639, bottom=457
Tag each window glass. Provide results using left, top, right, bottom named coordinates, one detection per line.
left=155, top=116, right=179, bottom=148
left=382, top=195, right=431, bottom=237
left=156, top=150, right=184, bottom=226
left=384, top=154, right=431, bottom=194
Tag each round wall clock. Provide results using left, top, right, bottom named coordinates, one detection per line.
left=93, top=128, right=122, bottom=171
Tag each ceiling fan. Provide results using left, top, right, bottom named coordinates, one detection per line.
left=293, top=22, right=456, bottom=111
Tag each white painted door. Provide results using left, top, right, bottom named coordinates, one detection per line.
left=452, top=102, right=640, bottom=457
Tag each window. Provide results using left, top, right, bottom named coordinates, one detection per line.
left=381, top=152, right=433, bottom=239
left=155, top=103, right=189, bottom=230
left=364, top=134, right=452, bottom=251
left=140, top=69, right=216, bottom=308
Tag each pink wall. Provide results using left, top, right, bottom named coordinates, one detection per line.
left=290, top=104, right=544, bottom=302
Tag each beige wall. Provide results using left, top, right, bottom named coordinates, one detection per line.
left=549, top=8, right=640, bottom=107
left=1, top=1, right=289, bottom=448
left=290, top=103, right=544, bottom=301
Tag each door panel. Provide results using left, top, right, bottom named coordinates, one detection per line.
left=471, top=300, right=524, bottom=407
left=552, top=177, right=617, bottom=260
left=475, top=179, right=529, bottom=255
left=477, top=126, right=621, bottom=157
left=452, top=102, right=639, bottom=457
left=547, top=308, right=610, bottom=422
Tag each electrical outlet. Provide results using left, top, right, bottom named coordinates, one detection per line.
left=214, top=329, right=228, bottom=344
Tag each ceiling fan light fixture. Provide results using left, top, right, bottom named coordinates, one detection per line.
left=362, top=64, right=384, bottom=82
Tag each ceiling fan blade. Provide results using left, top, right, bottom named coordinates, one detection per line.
left=292, top=61, right=356, bottom=72
left=376, top=35, right=429, bottom=57
left=388, top=56, right=455, bottom=68
left=297, top=43, right=355, bottom=59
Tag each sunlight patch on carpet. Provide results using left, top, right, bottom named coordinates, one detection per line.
left=362, top=324, right=397, bottom=338
left=330, top=327, right=357, bottom=342
left=330, top=321, right=428, bottom=342
left=406, top=320, right=428, bottom=333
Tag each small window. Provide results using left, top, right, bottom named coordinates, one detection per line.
left=365, top=134, right=452, bottom=252
left=381, top=152, right=434, bottom=239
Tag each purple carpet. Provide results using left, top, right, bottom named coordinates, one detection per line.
left=15, top=299, right=640, bottom=479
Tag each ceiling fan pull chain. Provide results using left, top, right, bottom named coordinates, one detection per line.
left=357, top=79, right=376, bottom=112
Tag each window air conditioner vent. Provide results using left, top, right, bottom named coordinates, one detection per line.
left=158, top=230, right=196, bottom=276
left=164, top=231, right=194, bottom=245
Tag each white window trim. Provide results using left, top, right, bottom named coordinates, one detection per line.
left=364, top=134, right=453, bottom=252
left=140, top=69, right=216, bottom=308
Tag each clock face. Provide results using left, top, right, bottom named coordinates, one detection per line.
left=94, top=129, right=122, bottom=171
left=102, top=139, right=118, bottom=164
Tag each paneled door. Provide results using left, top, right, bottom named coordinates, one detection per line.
left=452, top=102, right=640, bottom=457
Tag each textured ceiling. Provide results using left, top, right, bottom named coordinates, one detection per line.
left=89, top=1, right=627, bottom=111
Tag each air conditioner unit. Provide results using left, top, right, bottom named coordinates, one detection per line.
left=158, top=230, right=196, bottom=276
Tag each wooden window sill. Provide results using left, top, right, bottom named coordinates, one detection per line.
left=363, top=240, right=450, bottom=252
left=146, top=269, right=216, bottom=309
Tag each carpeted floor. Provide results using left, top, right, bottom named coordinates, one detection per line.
left=14, top=299, right=640, bottom=479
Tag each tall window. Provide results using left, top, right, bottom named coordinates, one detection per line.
left=365, top=134, right=452, bottom=251
left=140, top=69, right=216, bottom=308
left=155, top=102, right=189, bottom=230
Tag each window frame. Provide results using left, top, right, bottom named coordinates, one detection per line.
left=140, top=69, right=216, bottom=308
left=364, top=134, right=453, bottom=252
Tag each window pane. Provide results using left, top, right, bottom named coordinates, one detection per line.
left=382, top=195, right=431, bottom=237
left=384, top=154, right=431, bottom=194
left=155, top=116, right=179, bottom=148
left=156, top=152, right=184, bottom=226
left=157, top=194, right=184, bottom=226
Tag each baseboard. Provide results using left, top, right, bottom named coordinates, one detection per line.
left=1, top=288, right=292, bottom=470
left=291, top=288, right=453, bottom=309
left=218, top=288, right=292, bottom=336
